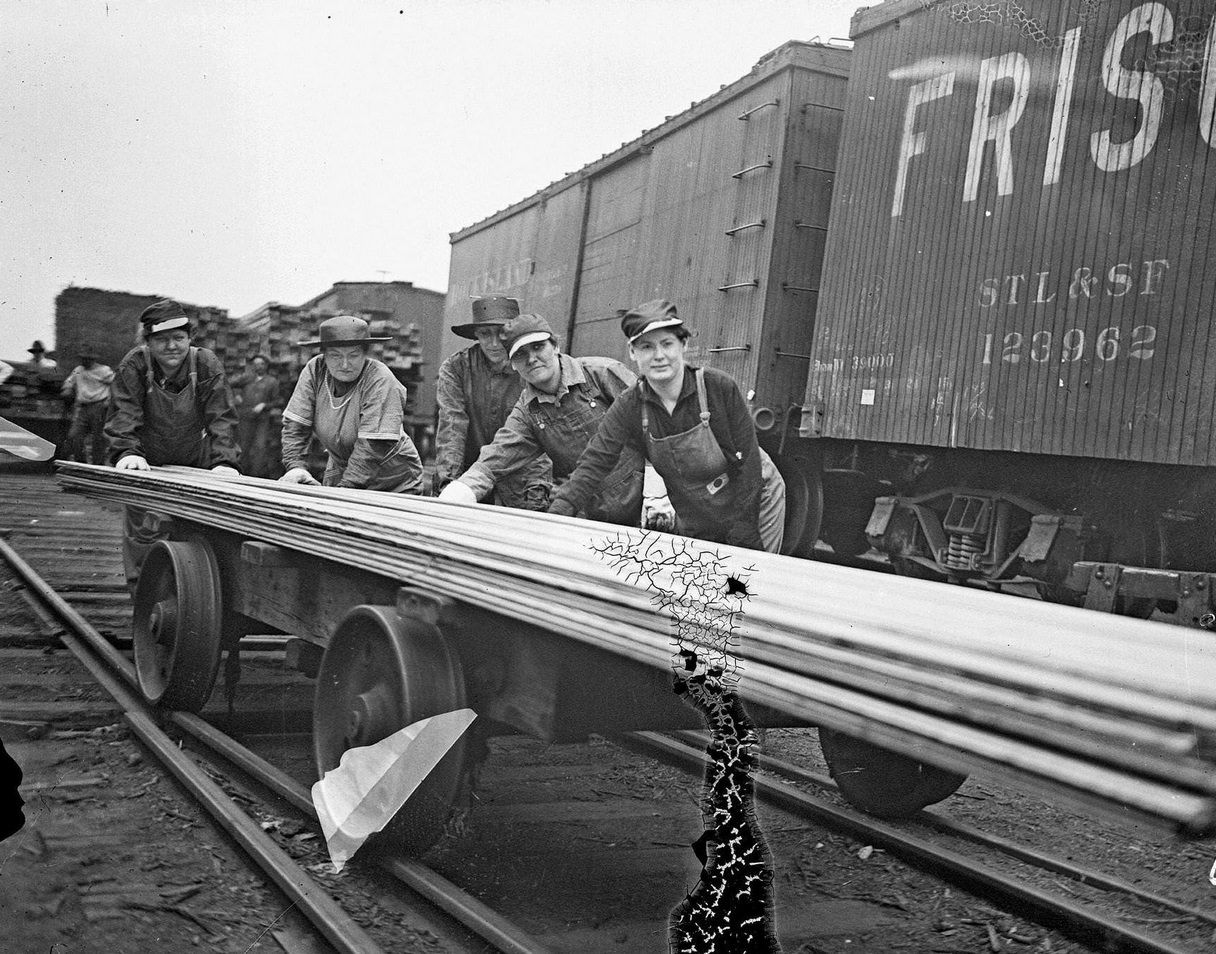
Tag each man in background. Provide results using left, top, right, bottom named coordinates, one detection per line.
left=60, top=346, right=115, bottom=464
left=434, top=296, right=551, bottom=508
left=25, top=341, right=56, bottom=369
left=232, top=354, right=282, bottom=478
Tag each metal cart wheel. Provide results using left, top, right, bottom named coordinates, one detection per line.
left=132, top=538, right=224, bottom=712
left=313, top=604, right=467, bottom=856
left=818, top=727, right=967, bottom=818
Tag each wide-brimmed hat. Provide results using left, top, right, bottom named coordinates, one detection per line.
left=139, top=300, right=192, bottom=337
left=451, top=296, right=521, bottom=339
left=621, top=299, right=686, bottom=343
left=28, top=340, right=48, bottom=354
left=300, top=315, right=393, bottom=348
left=504, top=313, right=556, bottom=359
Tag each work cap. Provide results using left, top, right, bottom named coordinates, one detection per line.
left=28, top=340, right=48, bottom=354
left=621, top=299, right=685, bottom=343
left=139, top=300, right=191, bottom=337
left=78, top=345, right=98, bottom=360
left=300, top=315, right=393, bottom=348
left=503, top=313, right=556, bottom=359
left=451, top=296, right=521, bottom=339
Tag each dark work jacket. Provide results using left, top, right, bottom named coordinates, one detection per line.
left=105, top=346, right=240, bottom=468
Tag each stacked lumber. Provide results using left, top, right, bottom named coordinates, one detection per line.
left=55, top=463, right=1216, bottom=835
left=232, top=306, right=423, bottom=382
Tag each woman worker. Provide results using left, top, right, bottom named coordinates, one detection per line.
left=548, top=299, right=786, bottom=552
left=437, top=313, right=643, bottom=525
left=104, top=299, right=242, bottom=587
left=278, top=314, right=423, bottom=493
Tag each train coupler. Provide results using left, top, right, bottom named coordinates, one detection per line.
left=1064, top=562, right=1216, bottom=626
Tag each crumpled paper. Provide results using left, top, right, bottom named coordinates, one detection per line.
left=311, top=708, right=477, bottom=872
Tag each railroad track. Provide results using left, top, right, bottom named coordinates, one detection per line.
left=3, top=471, right=1214, bottom=953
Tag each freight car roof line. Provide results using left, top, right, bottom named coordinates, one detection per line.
left=448, top=40, right=850, bottom=243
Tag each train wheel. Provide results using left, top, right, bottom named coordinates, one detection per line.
left=775, top=456, right=823, bottom=557
left=132, top=539, right=224, bottom=712
left=313, top=605, right=467, bottom=856
left=818, top=728, right=967, bottom=817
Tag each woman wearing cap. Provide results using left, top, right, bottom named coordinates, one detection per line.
left=549, top=299, right=786, bottom=553
left=105, top=299, right=242, bottom=590
left=437, top=313, right=643, bottom=524
left=105, top=299, right=240, bottom=474
left=278, top=315, right=423, bottom=493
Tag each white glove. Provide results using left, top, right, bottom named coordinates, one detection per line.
left=278, top=466, right=320, bottom=485
left=211, top=465, right=239, bottom=477
left=438, top=481, right=477, bottom=504
left=116, top=455, right=149, bottom=471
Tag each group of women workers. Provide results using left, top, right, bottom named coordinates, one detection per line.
left=111, top=296, right=784, bottom=557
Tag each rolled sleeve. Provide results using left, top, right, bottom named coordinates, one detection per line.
left=462, top=399, right=542, bottom=499
left=435, top=353, right=470, bottom=481
left=104, top=353, right=147, bottom=463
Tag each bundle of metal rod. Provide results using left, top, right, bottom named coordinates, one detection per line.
left=56, top=463, right=1216, bottom=833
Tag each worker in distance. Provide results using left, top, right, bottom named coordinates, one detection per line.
left=433, top=295, right=552, bottom=507
left=549, top=299, right=786, bottom=552
left=437, top=313, right=643, bottom=525
left=278, top=314, right=423, bottom=493
left=105, top=298, right=242, bottom=585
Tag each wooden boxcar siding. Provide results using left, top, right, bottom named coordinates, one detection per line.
left=806, top=1, right=1216, bottom=467
left=441, top=183, right=586, bottom=363
left=568, top=68, right=796, bottom=380
left=444, top=43, right=850, bottom=413
left=760, top=70, right=848, bottom=420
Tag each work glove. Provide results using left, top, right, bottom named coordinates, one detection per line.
left=437, top=481, right=476, bottom=504
left=279, top=466, right=320, bottom=486
left=210, top=465, right=240, bottom=478
left=115, top=455, right=149, bottom=471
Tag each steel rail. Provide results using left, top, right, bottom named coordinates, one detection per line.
left=0, top=534, right=553, bottom=954
left=171, top=713, right=557, bottom=954
left=627, top=732, right=1206, bottom=954
left=52, top=465, right=1216, bottom=833
left=672, top=729, right=1216, bottom=931
left=0, top=536, right=386, bottom=954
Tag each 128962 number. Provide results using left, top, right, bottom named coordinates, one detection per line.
left=981, top=325, right=1156, bottom=365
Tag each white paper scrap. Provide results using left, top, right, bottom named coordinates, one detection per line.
left=311, top=707, right=477, bottom=873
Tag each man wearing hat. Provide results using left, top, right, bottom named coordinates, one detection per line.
left=434, top=296, right=552, bottom=507
left=25, top=341, right=56, bottom=369
left=60, top=345, right=115, bottom=464
left=438, top=313, right=643, bottom=525
left=279, top=314, right=422, bottom=492
left=105, top=299, right=240, bottom=588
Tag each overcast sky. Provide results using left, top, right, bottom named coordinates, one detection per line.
left=1, top=0, right=859, bottom=357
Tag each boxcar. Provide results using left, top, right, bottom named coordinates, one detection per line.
left=804, top=0, right=1216, bottom=623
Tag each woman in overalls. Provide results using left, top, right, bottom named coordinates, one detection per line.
left=104, top=299, right=242, bottom=587
left=278, top=314, right=423, bottom=493
left=549, top=299, right=786, bottom=553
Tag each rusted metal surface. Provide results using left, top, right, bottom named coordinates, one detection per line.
left=806, top=0, right=1216, bottom=465
left=54, top=463, right=1216, bottom=834
left=441, top=41, right=849, bottom=419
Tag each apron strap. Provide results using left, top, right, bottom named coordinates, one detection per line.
left=695, top=368, right=710, bottom=424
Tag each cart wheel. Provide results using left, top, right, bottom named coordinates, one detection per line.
left=313, top=605, right=467, bottom=856
left=132, top=539, right=224, bottom=712
left=819, top=728, right=967, bottom=817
